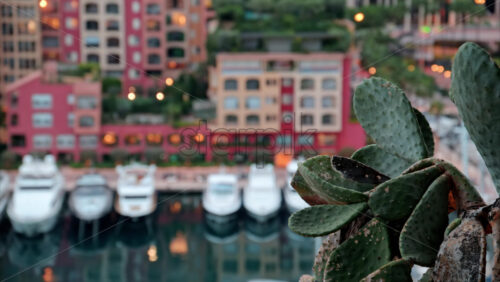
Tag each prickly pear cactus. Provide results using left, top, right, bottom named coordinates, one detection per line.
left=288, top=42, right=499, bottom=282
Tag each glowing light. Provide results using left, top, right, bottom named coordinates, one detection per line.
left=39, top=0, right=48, bottom=8
left=172, top=12, right=187, bottom=26
left=437, top=65, right=445, bottom=73
left=169, top=134, right=181, bottom=145
left=43, top=267, right=54, bottom=282
left=168, top=61, right=177, bottom=69
left=156, top=92, right=165, bottom=101
left=431, top=64, right=439, bottom=72
left=103, top=133, right=117, bottom=145
left=170, top=201, right=182, bottom=213
left=169, top=232, right=188, bottom=255
left=407, top=64, right=415, bottom=72
left=28, top=20, right=36, bottom=33
left=165, top=77, right=174, bottom=86
left=194, top=133, right=205, bottom=143
left=147, top=245, right=158, bottom=262
left=127, top=92, right=136, bottom=101
left=474, top=0, right=486, bottom=4
left=178, top=15, right=186, bottom=25
left=420, top=25, right=431, bottom=34
left=444, top=70, right=451, bottom=78
left=353, top=12, right=365, bottom=23
left=368, top=67, right=377, bottom=75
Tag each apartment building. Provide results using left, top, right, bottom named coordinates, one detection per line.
left=208, top=53, right=365, bottom=158
left=0, top=0, right=42, bottom=88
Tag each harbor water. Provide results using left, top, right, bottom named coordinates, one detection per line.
left=0, top=193, right=316, bottom=282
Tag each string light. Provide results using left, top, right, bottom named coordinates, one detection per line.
left=354, top=12, right=365, bottom=23
left=444, top=70, right=451, bottom=78
left=368, top=67, right=377, bottom=75
left=156, top=92, right=165, bottom=101
left=127, top=92, right=136, bottom=101
left=39, top=0, right=48, bottom=8
left=165, top=77, right=174, bottom=86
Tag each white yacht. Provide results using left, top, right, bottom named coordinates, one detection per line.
left=0, top=171, right=10, bottom=220
left=202, top=173, right=241, bottom=222
left=115, top=163, right=156, bottom=218
left=243, top=164, right=282, bottom=222
left=69, top=173, right=113, bottom=222
left=7, top=155, right=65, bottom=237
left=283, top=159, right=309, bottom=213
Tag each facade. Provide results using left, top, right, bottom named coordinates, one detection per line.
left=0, top=0, right=41, bottom=88
left=2, top=0, right=208, bottom=93
left=208, top=53, right=365, bottom=159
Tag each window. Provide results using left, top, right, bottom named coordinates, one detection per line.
left=32, top=94, right=52, bottom=109
left=106, top=3, right=119, bottom=14
left=225, top=115, right=238, bottom=125
left=298, top=135, right=314, bottom=146
left=146, top=3, right=160, bottom=14
left=133, top=52, right=141, bottom=63
left=147, top=37, right=160, bottom=48
left=64, top=34, right=73, bottom=46
left=301, top=78, right=314, bottom=90
left=322, top=78, right=337, bottom=90
left=65, top=17, right=77, bottom=29
left=245, top=97, right=260, bottom=109
left=146, top=133, right=163, bottom=145
left=33, top=113, right=53, bottom=128
left=246, top=115, right=260, bottom=125
left=147, top=20, right=160, bottom=31
left=277, top=135, right=292, bottom=146
left=224, top=97, right=239, bottom=109
left=224, top=79, right=237, bottom=90
left=87, top=54, right=99, bottom=63
left=107, top=54, right=120, bottom=64
left=322, top=114, right=334, bottom=125
left=106, top=20, right=119, bottom=31
left=85, top=37, right=99, bottom=47
left=3, top=42, right=14, bottom=52
left=168, top=0, right=184, bottom=8
left=10, top=92, right=18, bottom=107
left=282, top=94, right=293, bottom=105
left=11, top=135, right=25, bottom=147
left=301, top=114, right=314, bottom=125
left=18, top=6, right=35, bottom=18
left=128, top=69, right=140, bottom=79
left=33, top=135, right=52, bottom=149
left=57, top=135, right=75, bottom=149
left=85, top=3, right=98, bottom=13
left=167, top=31, right=185, bottom=41
left=19, top=59, right=37, bottom=69
left=2, top=23, right=13, bottom=35
left=18, top=41, right=36, bottom=52
left=77, top=96, right=97, bottom=109
left=147, top=54, right=161, bottom=64
left=266, top=115, right=276, bottom=122
left=42, top=37, right=59, bottom=48
left=300, top=96, right=315, bottom=108
left=10, top=114, right=18, bottom=126
left=79, top=135, right=98, bottom=149
left=132, top=1, right=140, bottom=13
left=190, top=13, right=199, bottom=23
left=266, top=79, right=277, bottom=86
left=107, top=37, right=119, bottom=47
left=167, top=47, right=185, bottom=58
left=3, top=58, right=14, bottom=69
left=322, top=96, right=335, bottom=108
left=246, top=79, right=260, bottom=90
left=125, top=134, right=141, bottom=145
left=128, top=35, right=139, bottom=46
left=265, top=97, right=276, bottom=105
left=1, top=6, right=12, bottom=17
left=132, top=18, right=140, bottom=30
left=79, top=116, right=95, bottom=127
left=86, top=20, right=99, bottom=31
left=68, top=113, right=75, bottom=127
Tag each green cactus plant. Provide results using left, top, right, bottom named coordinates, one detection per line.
left=288, top=42, right=500, bottom=282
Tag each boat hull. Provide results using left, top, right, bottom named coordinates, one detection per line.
left=69, top=191, right=113, bottom=222
left=8, top=197, right=63, bottom=237
left=114, top=193, right=157, bottom=219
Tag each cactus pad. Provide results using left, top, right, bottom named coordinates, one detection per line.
left=288, top=203, right=368, bottom=237
left=432, top=218, right=486, bottom=281
left=298, top=156, right=369, bottom=204
left=450, top=42, right=500, bottom=194
left=361, top=259, right=413, bottom=282
left=400, top=174, right=450, bottom=266
left=354, top=77, right=429, bottom=162
left=352, top=144, right=413, bottom=177
left=313, top=232, right=340, bottom=280
left=331, top=156, right=390, bottom=185
left=368, top=165, right=444, bottom=221
left=324, top=219, right=391, bottom=282
left=413, top=108, right=434, bottom=157
left=439, top=162, right=485, bottom=211
left=290, top=170, right=329, bottom=206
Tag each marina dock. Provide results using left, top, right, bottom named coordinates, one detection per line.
left=4, top=166, right=288, bottom=192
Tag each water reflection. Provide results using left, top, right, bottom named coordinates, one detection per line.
left=0, top=193, right=315, bottom=282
